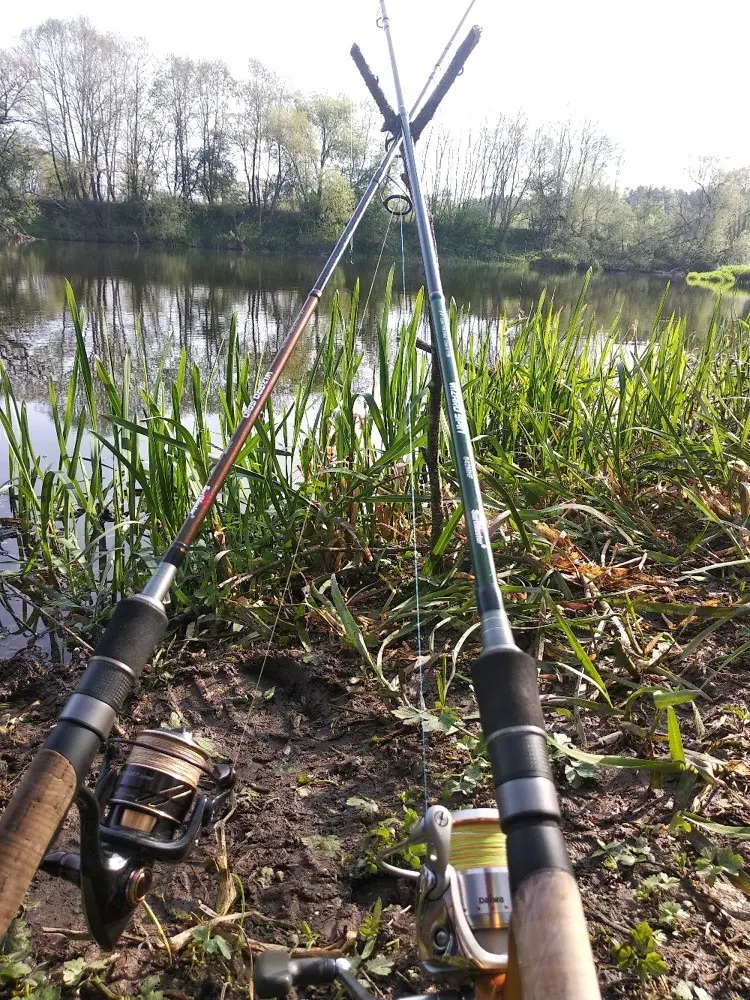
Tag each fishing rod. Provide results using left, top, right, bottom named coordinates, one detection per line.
left=256, top=3, right=601, bottom=999
left=378, top=2, right=601, bottom=996
left=0, top=10, right=480, bottom=951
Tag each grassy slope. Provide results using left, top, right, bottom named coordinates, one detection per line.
left=1, top=276, right=750, bottom=997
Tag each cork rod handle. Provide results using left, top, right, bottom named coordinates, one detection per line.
left=0, top=749, right=78, bottom=937
left=507, top=868, right=601, bottom=1000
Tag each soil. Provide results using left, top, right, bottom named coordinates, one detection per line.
left=1, top=633, right=749, bottom=1000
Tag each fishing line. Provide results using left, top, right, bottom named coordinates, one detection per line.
left=401, top=212, right=429, bottom=814
left=356, top=203, right=395, bottom=340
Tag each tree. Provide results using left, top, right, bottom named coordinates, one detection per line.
left=234, top=59, right=288, bottom=218
left=0, top=49, right=34, bottom=226
left=283, top=94, right=358, bottom=213
left=477, top=112, right=536, bottom=246
left=527, top=118, right=615, bottom=248
left=195, top=59, right=235, bottom=204
left=121, top=39, right=161, bottom=202
left=154, top=55, right=198, bottom=199
left=19, top=18, right=129, bottom=205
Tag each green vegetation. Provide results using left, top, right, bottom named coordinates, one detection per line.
left=2, top=272, right=750, bottom=658
left=686, top=264, right=750, bottom=290
left=611, top=922, right=668, bottom=983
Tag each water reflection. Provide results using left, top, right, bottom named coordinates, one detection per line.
left=1, top=242, right=748, bottom=404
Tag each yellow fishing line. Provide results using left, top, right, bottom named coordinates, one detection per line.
left=449, top=818, right=508, bottom=871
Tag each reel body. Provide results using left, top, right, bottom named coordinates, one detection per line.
left=379, top=806, right=511, bottom=984
left=41, top=728, right=234, bottom=948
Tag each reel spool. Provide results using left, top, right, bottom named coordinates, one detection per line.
left=379, top=806, right=511, bottom=981
left=42, top=728, right=235, bottom=948
left=102, top=729, right=218, bottom=841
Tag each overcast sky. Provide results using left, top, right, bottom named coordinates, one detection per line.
left=2, top=0, right=748, bottom=190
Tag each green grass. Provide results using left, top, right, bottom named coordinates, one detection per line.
left=4, top=272, right=750, bottom=997
left=2, top=272, right=750, bottom=760
left=686, top=264, right=750, bottom=290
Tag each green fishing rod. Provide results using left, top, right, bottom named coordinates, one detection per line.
left=0, top=8, right=481, bottom=949
left=376, top=2, right=601, bottom=997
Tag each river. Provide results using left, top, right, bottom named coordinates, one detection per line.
left=2, top=242, right=749, bottom=406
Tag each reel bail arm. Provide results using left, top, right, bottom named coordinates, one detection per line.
left=378, top=807, right=510, bottom=983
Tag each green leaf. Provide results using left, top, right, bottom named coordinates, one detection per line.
left=329, top=574, right=385, bottom=682
left=714, top=847, right=744, bottom=875
left=0, top=917, right=30, bottom=959
left=364, top=956, right=394, bottom=977
left=214, top=935, right=233, bottom=960
left=193, top=733, right=228, bottom=761
left=549, top=733, right=685, bottom=774
left=392, top=705, right=444, bottom=731
left=653, top=690, right=696, bottom=708
left=564, top=759, right=598, bottom=788
left=658, top=901, right=687, bottom=928
left=641, top=951, right=668, bottom=979
left=546, top=598, right=612, bottom=705
left=0, top=961, right=32, bottom=982
left=347, top=796, right=380, bottom=816
left=139, top=975, right=166, bottom=1000
left=62, top=957, right=87, bottom=986
left=684, top=814, right=750, bottom=840
left=666, top=705, right=685, bottom=763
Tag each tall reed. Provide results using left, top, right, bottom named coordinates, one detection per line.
left=1, top=272, right=748, bottom=655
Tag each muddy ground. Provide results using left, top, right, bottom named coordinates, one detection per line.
left=1, top=634, right=749, bottom=1000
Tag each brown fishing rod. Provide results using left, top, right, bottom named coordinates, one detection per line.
left=377, top=2, right=601, bottom=997
left=0, top=17, right=481, bottom=945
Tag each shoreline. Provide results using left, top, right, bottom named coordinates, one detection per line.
left=3, top=231, right=690, bottom=281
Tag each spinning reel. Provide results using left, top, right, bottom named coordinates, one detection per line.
left=379, top=806, right=511, bottom=993
left=41, top=728, right=235, bottom=948
left=254, top=806, right=511, bottom=1000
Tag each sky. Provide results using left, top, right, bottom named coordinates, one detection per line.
left=2, top=0, right=748, bottom=190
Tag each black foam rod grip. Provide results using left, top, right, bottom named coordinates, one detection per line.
left=471, top=646, right=545, bottom=736
left=73, top=595, right=167, bottom=712
left=350, top=44, right=398, bottom=133
left=411, top=25, right=482, bottom=141
left=90, top=595, right=168, bottom=680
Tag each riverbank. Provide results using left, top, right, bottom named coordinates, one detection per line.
left=22, top=197, right=536, bottom=264
left=15, top=198, right=698, bottom=275
left=1, top=284, right=750, bottom=997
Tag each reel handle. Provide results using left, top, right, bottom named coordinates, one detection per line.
left=255, top=953, right=379, bottom=1000
left=254, top=953, right=338, bottom=998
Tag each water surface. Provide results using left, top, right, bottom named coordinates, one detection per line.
left=2, top=242, right=748, bottom=404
